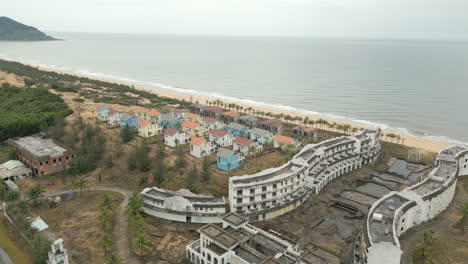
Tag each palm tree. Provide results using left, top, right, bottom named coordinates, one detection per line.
left=127, top=192, right=143, bottom=217
left=134, top=234, right=151, bottom=255
left=99, top=207, right=113, bottom=230
left=227, top=162, right=232, bottom=174
left=99, top=233, right=113, bottom=256
left=27, top=183, right=45, bottom=207
left=106, top=253, right=122, bottom=264
left=457, top=201, right=468, bottom=232
left=101, top=195, right=115, bottom=212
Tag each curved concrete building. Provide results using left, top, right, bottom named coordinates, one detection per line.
left=354, top=145, right=468, bottom=264
left=229, top=129, right=381, bottom=221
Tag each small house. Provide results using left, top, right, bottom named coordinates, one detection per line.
left=202, top=106, right=223, bottom=119
left=185, top=112, right=202, bottom=122
left=138, top=119, right=162, bottom=137
left=226, top=122, right=249, bottom=137
left=182, top=121, right=206, bottom=137
left=164, top=128, right=190, bottom=147
left=220, top=110, right=241, bottom=124
left=0, top=160, right=32, bottom=181
left=97, top=106, right=111, bottom=121
left=134, top=107, right=150, bottom=118
left=293, top=125, right=318, bottom=139
left=238, top=114, right=259, bottom=128
left=171, top=108, right=188, bottom=119
left=189, top=137, right=216, bottom=158
left=120, top=113, right=139, bottom=129
left=108, top=109, right=121, bottom=125
left=161, top=105, right=176, bottom=114
left=249, top=128, right=274, bottom=144
left=217, top=148, right=244, bottom=171
left=260, top=119, right=283, bottom=134
left=189, top=103, right=208, bottom=114
left=272, top=135, right=298, bottom=149
left=161, top=114, right=181, bottom=129
left=202, top=117, right=224, bottom=130
left=146, top=109, right=161, bottom=123
left=208, top=129, right=234, bottom=147
left=232, top=137, right=262, bottom=155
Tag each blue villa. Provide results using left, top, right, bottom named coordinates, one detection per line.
left=226, top=122, right=248, bottom=137
left=249, top=128, right=273, bottom=144
left=97, top=106, right=111, bottom=121
left=120, top=113, right=139, bottom=129
left=161, top=114, right=180, bottom=129
left=217, top=148, right=244, bottom=171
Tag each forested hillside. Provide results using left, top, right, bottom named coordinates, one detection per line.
left=0, top=16, right=57, bottom=41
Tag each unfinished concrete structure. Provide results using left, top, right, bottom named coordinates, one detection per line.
left=47, top=238, right=69, bottom=264
left=186, top=213, right=330, bottom=264
left=354, top=145, right=468, bottom=264
left=229, top=129, right=381, bottom=221
left=8, top=135, right=75, bottom=176
left=0, top=160, right=32, bottom=181
left=141, top=187, right=227, bottom=223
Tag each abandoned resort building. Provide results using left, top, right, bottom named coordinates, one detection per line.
left=354, top=145, right=468, bottom=264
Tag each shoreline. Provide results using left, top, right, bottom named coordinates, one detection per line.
left=1, top=58, right=456, bottom=153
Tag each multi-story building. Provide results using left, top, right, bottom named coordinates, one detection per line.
left=138, top=119, right=162, bottom=137
left=164, top=128, right=190, bottom=147
left=186, top=213, right=329, bottom=264
left=208, top=129, right=234, bottom=147
left=355, top=145, right=468, bottom=264
left=190, top=137, right=216, bottom=158
left=8, top=135, right=75, bottom=176
left=141, top=187, right=227, bottom=223
left=229, top=129, right=381, bottom=221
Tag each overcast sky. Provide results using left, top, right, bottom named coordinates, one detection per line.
left=4, top=0, right=468, bottom=39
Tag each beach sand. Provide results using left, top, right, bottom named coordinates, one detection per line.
left=0, top=63, right=452, bottom=154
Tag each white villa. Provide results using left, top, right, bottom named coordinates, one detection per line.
left=202, top=117, right=224, bottom=130
left=145, top=109, right=161, bottom=122
left=208, top=129, right=234, bottom=147
left=190, top=137, right=216, bottom=158
left=164, top=128, right=190, bottom=147
left=272, top=135, right=299, bottom=149
left=232, top=137, right=262, bottom=155
left=138, top=119, right=162, bottom=138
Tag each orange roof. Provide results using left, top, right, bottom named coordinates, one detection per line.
left=183, top=121, right=200, bottom=129
left=303, top=127, right=317, bottom=132
left=172, top=108, right=188, bottom=114
left=222, top=111, right=241, bottom=117
left=293, top=124, right=316, bottom=132
left=135, top=107, right=149, bottom=113
left=186, top=113, right=200, bottom=120
left=190, top=137, right=206, bottom=146
left=233, top=137, right=254, bottom=146
left=139, top=119, right=152, bottom=127
left=273, top=135, right=295, bottom=144
left=147, top=109, right=161, bottom=116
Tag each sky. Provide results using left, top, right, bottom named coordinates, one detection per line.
left=4, top=0, right=468, bottom=39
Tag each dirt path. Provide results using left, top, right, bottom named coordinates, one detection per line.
left=45, top=186, right=139, bottom=264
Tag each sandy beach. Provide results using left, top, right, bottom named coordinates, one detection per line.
left=0, top=61, right=453, bottom=153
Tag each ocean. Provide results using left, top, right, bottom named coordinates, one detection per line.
left=1, top=32, right=467, bottom=144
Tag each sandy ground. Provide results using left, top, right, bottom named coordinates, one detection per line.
left=0, top=65, right=454, bottom=153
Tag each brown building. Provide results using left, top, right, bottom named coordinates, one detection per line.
left=8, top=135, right=75, bottom=176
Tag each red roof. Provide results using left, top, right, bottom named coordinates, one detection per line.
left=183, top=121, right=200, bottom=129
left=261, top=119, right=283, bottom=127
left=203, top=117, right=217, bottom=124
left=172, top=108, right=188, bottom=114
left=293, top=125, right=316, bottom=132
left=186, top=113, right=200, bottom=120
left=205, top=106, right=223, bottom=113
left=135, top=107, right=149, bottom=113
left=209, top=129, right=228, bottom=137
left=233, top=137, right=254, bottom=146
left=164, top=128, right=180, bottom=136
left=139, top=119, right=152, bottom=127
left=222, top=111, right=241, bottom=117
left=273, top=135, right=295, bottom=144
left=303, top=127, right=317, bottom=132
left=108, top=109, right=119, bottom=115
left=147, top=109, right=161, bottom=116
left=190, top=137, right=206, bottom=146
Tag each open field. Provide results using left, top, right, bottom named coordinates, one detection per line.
left=0, top=215, right=32, bottom=264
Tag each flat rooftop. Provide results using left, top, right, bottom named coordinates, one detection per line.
left=368, top=194, right=408, bottom=244
left=199, top=224, right=239, bottom=249
left=143, top=187, right=224, bottom=203
left=10, top=136, right=71, bottom=158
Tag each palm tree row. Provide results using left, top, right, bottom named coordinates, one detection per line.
left=98, top=195, right=122, bottom=263
left=127, top=192, right=151, bottom=256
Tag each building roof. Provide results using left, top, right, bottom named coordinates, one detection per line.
left=273, top=135, right=295, bottom=144
left=222, top=110, right=241, bottom=117
left=223, top=213, right=247, bottom=227
left=161, top=105, right=176, bottom=112
left=238, top=115, right=258, bottom=122
left=147, top=109, right=161, bottom=117
left=227, top=122, right=245, bottom=130
left=203, top=117, right=217, bottom=124
left=8, top=135, right=72, bottom=159
left=293, top=125, right=317, bottom=132
left=217, top=148, right=236, bottom=159
left=119, top=112, right=134, bottom=121
left=108, top=109, right=119, bottom=116
left=2, top=160, right=26, bottom=170
left=98, top=105, right=109, bottom=112
left=198, top=224, right=239, bottom=249
left=205, top=106, right=224, bottom=113
left=233, top=137, right=255, bottom=147
left=190, top=137, right=206, bottom=146
left=209, top=129, right=228, bottom=137
left=172, top=108, right=188, bottom=114
left=139, top=119, right=152, bottom=127
left=31, top=217, right=48, bottom=232
left=183, top=121, right=200, bottom=129
left=186, top=113, right=200, bottom=120
left=261, top=119, right=283, bottom=127
left=250, top=128, right=271, bottom=136
left=164, top=128, right=180, bottom=136
left=135, top=107, right=149, bottom=113
left=162, top=114, right=178, bottom=122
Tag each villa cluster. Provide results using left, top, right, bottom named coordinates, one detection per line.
left=354, top=145, right=468, bottom=264
left=97, top=104, right=313, bottom=172
left=141, top=129, right=381, bottom=223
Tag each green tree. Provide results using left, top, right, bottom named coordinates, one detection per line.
left=106, top=252, right=122, bottom=264
left=127, top=192, right=143, bottom=217
left=457, top=201, right=468, bottom=232
left=201, top=156, right=210, bottom=182
left=32, top=234, right=51, bottom=264
left=99, top=233, right=114, bottom=256
left=27, top=183, right=45, bottom=207
left=186, top=165, right=198, bottom=192
left=120, top=124, right=134, bottom=143
left=134, top=233, right=151, bottom=255
left=139, top=173, right=148, bottom=185
left=101, top=195, right=115, bottom=212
